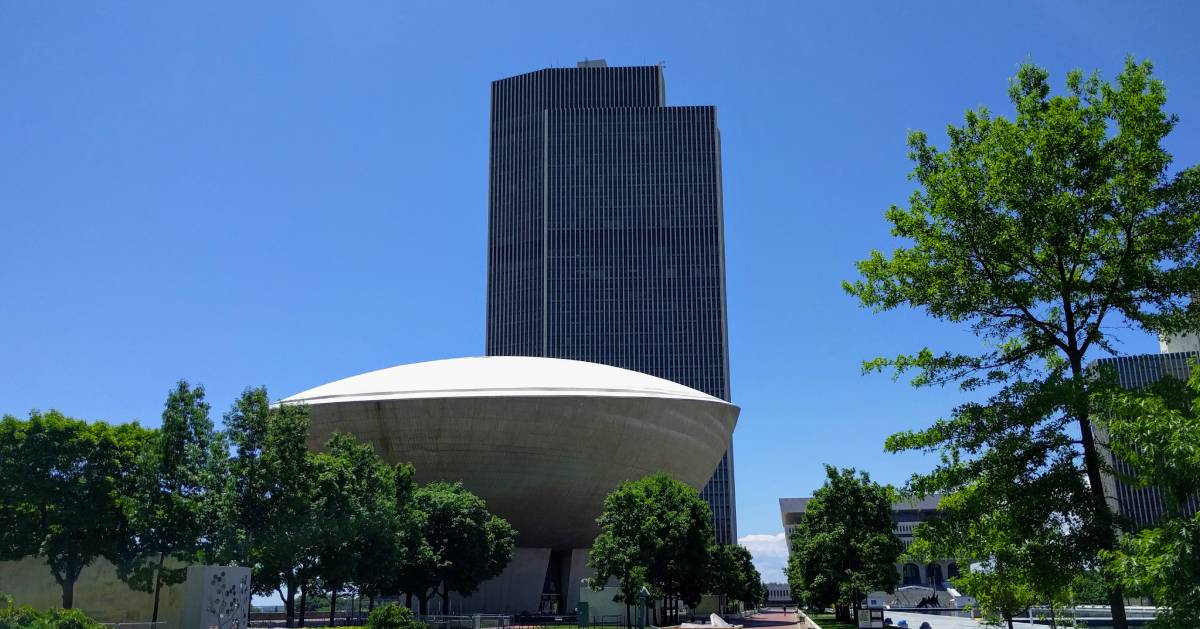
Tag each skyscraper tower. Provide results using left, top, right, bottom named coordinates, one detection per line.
left=1094, top=349, right=1200, bottom=527
left=486, top=60, right=736, bottom=544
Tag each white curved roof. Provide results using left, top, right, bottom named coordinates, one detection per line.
left=281, top=356, right=731, bottom=405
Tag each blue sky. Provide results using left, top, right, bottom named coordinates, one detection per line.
left=2, top=2, right=1199, bottom=585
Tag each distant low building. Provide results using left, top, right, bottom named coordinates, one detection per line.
left=764, top=582, right=793, bottom=605
left=779, top=496, right=960, bottom=591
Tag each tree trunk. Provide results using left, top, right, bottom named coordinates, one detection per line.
left=278, top=586, right=293, bottom=629
left=419, top=592, right=429, bottom=616
left=152, top=551, right=166, bottom=623
left=329, top=590, right=338, bottom=627
left=299, top=587, right=308, bottom=628
left=278, top=584, right=294, bottom=628
left=61, top=577, right=75, bottom=609
left=1069, top=354, right=1130, bottom=629
left=406, top=591, right=412, bottom=611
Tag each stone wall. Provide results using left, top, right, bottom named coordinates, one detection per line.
left=0, top=556, right=185, bottom=623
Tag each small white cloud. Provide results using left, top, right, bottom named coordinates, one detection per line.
left=739, top=531, right=789, bottom=582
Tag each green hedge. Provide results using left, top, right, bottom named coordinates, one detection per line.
left=0, top=595, right=105, bottom=629
left=366, top=603, right=428, bottom=629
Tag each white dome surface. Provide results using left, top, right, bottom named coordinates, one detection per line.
left=282, top=356, right=728, bottom=405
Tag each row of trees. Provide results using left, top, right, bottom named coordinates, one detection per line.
left=587, top=473, right=765, bottom=626
left=0, top=382, right=515, bottom=628
left=842, top=57, right=1200, bottom=629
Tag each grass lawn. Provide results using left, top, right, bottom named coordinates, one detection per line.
left=808, top=612, right=857, bottom=629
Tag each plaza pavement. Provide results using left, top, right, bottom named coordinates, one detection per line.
left=746, top=608, right=1042, bottom=629
left=742, top=610, right=803, bottom=629
left=884, top=610, right=1038, bottom=629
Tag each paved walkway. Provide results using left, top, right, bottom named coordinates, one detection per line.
left=741, top=609, right=1044, bottom=629
left=741, top=610, right=801, bottom=629
left=885, top=610, right=1038, bottom=629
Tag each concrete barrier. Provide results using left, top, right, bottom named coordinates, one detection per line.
left=795, top=612, right=821, bottom=629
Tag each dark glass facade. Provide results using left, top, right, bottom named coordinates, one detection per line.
left=1093, top=351, right=1200, bottom=528
left=487, top=64, right=736, bottom=545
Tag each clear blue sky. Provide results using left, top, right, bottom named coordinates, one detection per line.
left=3, top=1, right=1199, bottom=584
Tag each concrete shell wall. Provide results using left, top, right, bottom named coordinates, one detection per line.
left=305, top=394, right=737, bottom=549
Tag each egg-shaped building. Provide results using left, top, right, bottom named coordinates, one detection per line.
left=282, top=356, right=739, bottom=613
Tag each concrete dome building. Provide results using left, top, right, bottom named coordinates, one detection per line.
left=282, top=356, right=739, bottom=613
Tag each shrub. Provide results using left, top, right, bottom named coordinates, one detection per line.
left=0, top=595, right=105, bottom=629
left=366, top=603, right=428, bottom=629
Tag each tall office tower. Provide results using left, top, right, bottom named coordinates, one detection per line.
left=1093, top=350, right=1200, bottom=527
left=486, top=60, right=736, bottom=544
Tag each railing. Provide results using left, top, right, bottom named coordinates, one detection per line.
left=423, top=613, right=513, bottom=629
left=881, top=606, right=973, bottom=618
left=100, top=623, right=168, bottom=629
left=249, top=613, right=367, bottom=627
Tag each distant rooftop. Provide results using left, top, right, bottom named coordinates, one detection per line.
left=577, top=58, right=608, bottom=68
left=778, top=497, right=811, bottom=514
left=779, top=495, right=941, bottom=515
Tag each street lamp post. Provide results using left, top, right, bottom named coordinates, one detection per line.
left=635, top=586, right=651, bottom=629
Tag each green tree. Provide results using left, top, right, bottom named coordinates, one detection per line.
left=1068, top=569, right=1111, bottom=606
left=744, top=577, right=766, bottom=611
left=372, top=464, right=431, bottom=611
left=0, top=411, right=152, bottom=608
left=589, top=473, right=714, bottom=626
left=310, top=436, right=361, bottom=626
left=310, top=433, right=404, bottom=626
left=122, top=381, right=219, bottom=623
left=260, top=401, right=319, bottom=629
left=844, top=58, right=1200, bottom=629
left=908, top=475, right=1085, bottom=627
left=408, top=481, right=516, bottom=614
left=709, top=544, right=763, bottom=613
left=356, top=462, right=416, bottom=610
left=784, top=466, right=901, bottom=623
left=899, top=381, right=1096, bottom=620
left=1098, top=361, right=1200, bottom=628
left=222, top=388, right=320, bottom=627
left=220, top=386, right=272, bottom=565
left=587, top=530, right=647, bottom=625
left=954, top=558, right=1040, bottom=629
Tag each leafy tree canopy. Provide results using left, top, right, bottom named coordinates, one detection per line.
left=784, top=466, right=900, bottom=622
left=709, top=544, right=763, bottom=612
left=589, top=473, right=714, bottom=625
left=122, top=380, right=220, bottom=623
left=220, top=388, right=320, bottom=627
left=0, top=410, right=152, bottom=608
left=845, top=57, right=1200, bottom=629
left=1098, top=361, right=1200, bottom=629
left=409, top=481, right=515, bottom=613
